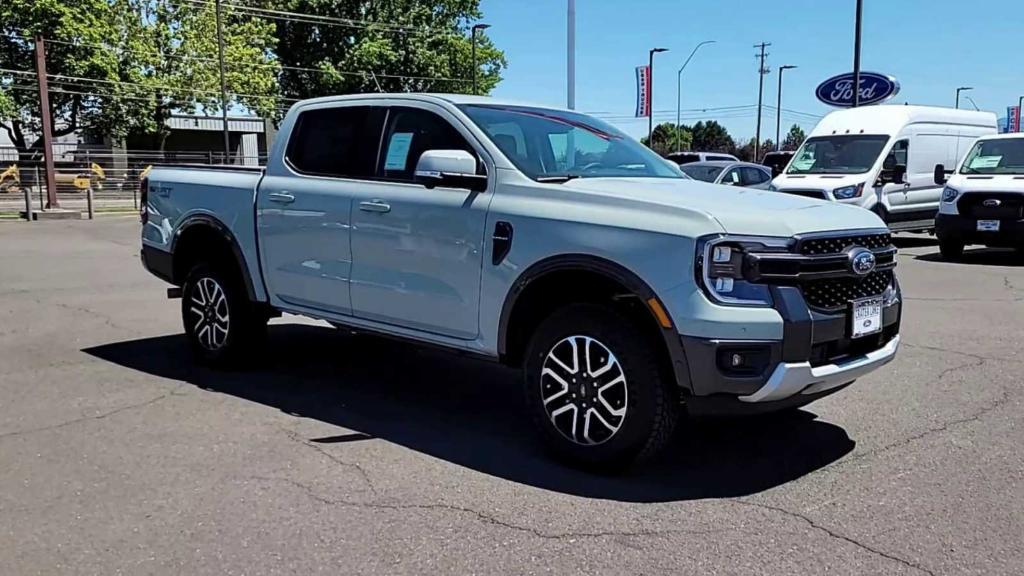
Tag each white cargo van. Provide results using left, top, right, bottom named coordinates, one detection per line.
left=934, top=133, right=1024, bottom=258
left=771, top=106, right=997, bottom=231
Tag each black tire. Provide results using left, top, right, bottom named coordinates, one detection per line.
left=181, top=262, right=267, bottom=366
left=523, top=303, right=678, bottom=472
left=938, top=238, right=964, bottom=261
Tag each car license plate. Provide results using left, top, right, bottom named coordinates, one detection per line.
left=977, top=220, right=1000, bottom=232
left=851, top=297, right=883, bottom=339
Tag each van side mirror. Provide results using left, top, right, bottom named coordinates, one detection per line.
left=892, top=163, right=907, bottom=185
left=414, top=150, right=487, bottom=192
left=934, top=164, right=947, bottom=185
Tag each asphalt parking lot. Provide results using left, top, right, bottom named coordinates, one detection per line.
left=1, top=218, right=1022, bottom=575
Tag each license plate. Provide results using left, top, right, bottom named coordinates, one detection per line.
left=977, top=220, right=1000, bottom=232
left=851, top=297, right=883, bottom=339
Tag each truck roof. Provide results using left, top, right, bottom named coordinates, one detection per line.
left=974, top=132, right=1024, bottom=142
left=809, top=105, right=997, bottom=137
left=292, top=93, right=575, bottom=113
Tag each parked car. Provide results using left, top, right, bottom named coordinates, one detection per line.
left=140, top=94, right=902, bottom=470
left=934, top=133, right=1024, bottom=259
left=770, top=106, right=997, bottom=232
left=761, top=150, right=794, bottom=177
left=665, top=151, right=739, bottom=165
left=679, top=161, right=773, bottom=190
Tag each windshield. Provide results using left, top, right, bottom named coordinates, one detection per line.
left=960, top=138, right=1024, bottom=175
left=786, top=135, right=889, bottom=175
left=680, top=165, right=724, bottom=182
left=458, top=104, right=683, bottom=180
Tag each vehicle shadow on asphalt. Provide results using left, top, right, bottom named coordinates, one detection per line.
left=84, top=324, right=855, bottom=503
left=914, top=247, right=1023, bottom=266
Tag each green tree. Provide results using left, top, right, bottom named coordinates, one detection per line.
left=783, top=124, right=807, bottom=151
left=735, top=138, right=775, bottom=162
left=641, top=122, right=691, bottom=156
left=0, top=0, right=124, bottom=162
left=270, top=0, right=507, bottom=104
left=690, top=120, right=734, bottom=152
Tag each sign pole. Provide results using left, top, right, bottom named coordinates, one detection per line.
left=852, top=0, right=863, bottom=108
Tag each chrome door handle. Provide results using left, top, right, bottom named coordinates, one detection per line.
left=268, top=192, right=295, bottom=204
left=359, top=200, right=391, bottom=213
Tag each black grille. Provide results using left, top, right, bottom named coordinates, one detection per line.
left=781, top=189, right=828, bottom=200
left=798, top=232, right=892, bottom=255
left=957, top=193, right=1024, bottom=220
left=802, top=270, right=892, bottom=311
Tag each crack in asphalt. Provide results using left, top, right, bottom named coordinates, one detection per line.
left=733, top=500, right=936, bottom=575
left=902, top=342, right=1024, bottom=365
left=278, top=427, right=381, bottom=498
left=249, top=474, right=749, bottom=542
left=0, top=391, right=181, bottom=441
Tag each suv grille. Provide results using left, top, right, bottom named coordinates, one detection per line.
left=798, top=232, right=892, bottom=255
left=802, top=270, right=892, bottom=311
left=781, top=189, right=828, bottom=200
left=957, top=193, right=1024, bottom=220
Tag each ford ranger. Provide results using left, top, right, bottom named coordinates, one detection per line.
left=140, top=94, right=902, bottom=469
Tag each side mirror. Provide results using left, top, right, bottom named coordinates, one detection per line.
left=414, top=150, right=487, bottom=192
left=892, top=163, right=907, bottom=185
left=934, top=163, right=947, bottom=185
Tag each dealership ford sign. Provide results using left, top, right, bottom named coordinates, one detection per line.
left=816, top=72, right=900, bottom=107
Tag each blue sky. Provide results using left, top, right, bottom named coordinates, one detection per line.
left=479, top=0, right=1023, bottom=141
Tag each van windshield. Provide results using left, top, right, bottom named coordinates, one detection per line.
left=786, top=135, right=889, bottom=175
left=960, top=138, right=1024, bottom=175
left=458, top=104, right=683, bottom=181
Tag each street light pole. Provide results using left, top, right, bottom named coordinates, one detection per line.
left=471, top=23, right=490, bottom=95
left=648, top=47, right=668, bottom=148
left=955, top=86, right=973, bottom=109
left=852, top=0, right=863, bottom=108
left=676, top=40, right=715, bottom=153
left=214, top=0, right=230, bottom=163
left=567, top=0, right=575, bottom=109
left=1017, top=95, right=1023, bottom=132
left=776, top=65, right=797, bottom=151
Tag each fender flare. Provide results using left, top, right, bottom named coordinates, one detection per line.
left=171, top=214, right=258, bottom=301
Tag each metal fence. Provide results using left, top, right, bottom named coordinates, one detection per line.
left=0, top=147, right=266, bottom=218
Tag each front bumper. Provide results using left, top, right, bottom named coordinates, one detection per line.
left=681, top=285, right=901, bottom=416
left=936, top=213, right=1024, bottom=247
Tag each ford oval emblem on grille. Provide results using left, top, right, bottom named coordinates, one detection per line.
left=982, top=199, right=1001, bottom=207
left=848, top=247, right=876, bottom=276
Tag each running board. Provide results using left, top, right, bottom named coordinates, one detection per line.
left=888, top=219, right=934, bottom=233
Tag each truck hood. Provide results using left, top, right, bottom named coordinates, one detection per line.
left=947, top=174, right=1024, bottom=193
left=561, top=177, right=885, bottom=236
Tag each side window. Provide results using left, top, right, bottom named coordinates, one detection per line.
left=741, top=167, right=769, bottom=185
left=286, top=106, right=384, bottom=178
left=722, top=168, right=742, bottom=185
left=886, top=139, right=909, bottom=168
left=379, top=107, right=476, bottom=181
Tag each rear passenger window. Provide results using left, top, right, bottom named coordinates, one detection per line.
left=379, top=107, right=476, bottom=181
left=741, top=167, right=769, bottom=185
left=286, top=106, right=385, bottom=178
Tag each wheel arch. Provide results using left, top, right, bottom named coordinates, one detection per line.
left=497, top=254, right=692, bottom=393
left=171, top=214, right=258, bottom=301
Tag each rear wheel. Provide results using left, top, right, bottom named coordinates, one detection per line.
left=182, top=263, right=267, bottom=366
left=523, top=303, right=678, bottom=471
left=939, top=238, right=964, bottom=261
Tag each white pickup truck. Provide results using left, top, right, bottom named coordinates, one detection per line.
left=141, top=94, right=902, bottom=469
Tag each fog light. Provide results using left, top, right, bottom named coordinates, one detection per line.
left=715, top=277, right=734, bottom=293
left=716, top=346, right=772, bottom=377
left=731, top=353, right=744, bottom=367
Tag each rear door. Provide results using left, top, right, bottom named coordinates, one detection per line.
left=257, top=104, right=385, bottom=315
left=348, top=103, right=491, bottom=339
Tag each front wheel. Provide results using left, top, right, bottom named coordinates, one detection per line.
left=182, top=263, right=267, bottom=366
left=523, top=303, right=678, bottom=471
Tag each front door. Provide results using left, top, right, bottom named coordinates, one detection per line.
left=257, top=105, right=385, bottom=315
left=348, top=104, right=491, bottom=340
left=879, top=139, right=911, bottom=210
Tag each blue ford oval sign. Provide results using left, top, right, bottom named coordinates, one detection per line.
left=816, top=72, right=900, bottom=108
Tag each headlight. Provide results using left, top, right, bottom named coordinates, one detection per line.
left=941, top=186, right=960, bottom=203
left=768, top=183, right=778, bottom=192
left=697, top=236, right=792, bottom=307
left=832, top=183, right=865, bottom=200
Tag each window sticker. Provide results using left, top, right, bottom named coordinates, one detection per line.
left=384, top=132, right=414, bottom=170
left=969, top=156, right=1002, bottom=169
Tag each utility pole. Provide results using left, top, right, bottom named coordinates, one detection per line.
left=776, top=65, right=797, bottom=151
left=471, top=23, right=490, bottom=95
left=567, top=0, right=575, bottom=109
left=33, top=35, right=58, bottom=209
left=215, top=0, right=230, bottom=163
left=852, top=0, right=863, bottom=107
left=754, top=42, right=771, bottom=162
left=1018, top=96, right=1023, bottom=132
